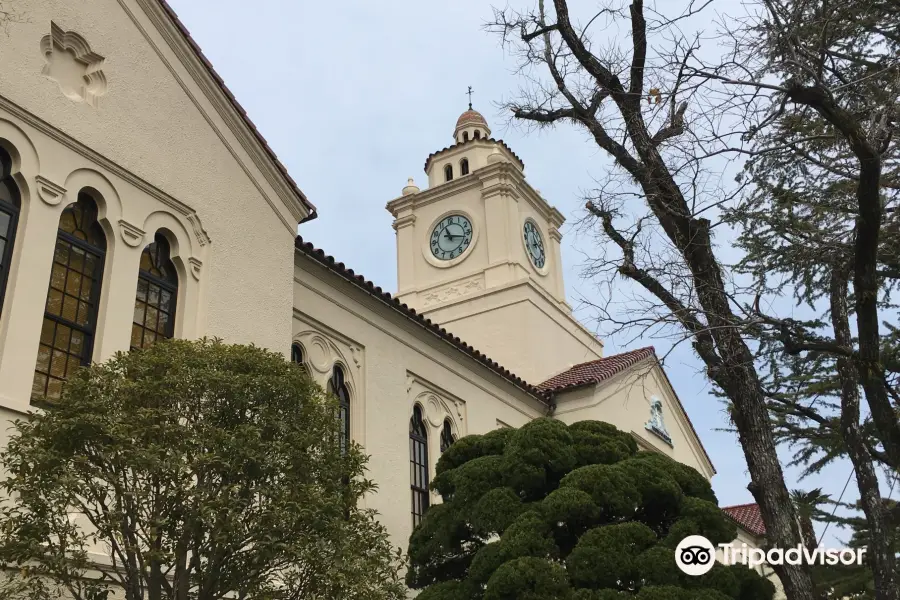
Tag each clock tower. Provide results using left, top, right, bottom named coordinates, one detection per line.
left=386, top=106, right=603, bottom=384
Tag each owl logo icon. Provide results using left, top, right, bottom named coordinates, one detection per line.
left=675, top=535, right=717, bottom=576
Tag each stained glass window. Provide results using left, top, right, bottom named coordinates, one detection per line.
left=32, top=194, right=106, bottom=403
left=440, top=419, right=456, bottom=454
left=291, top=343, right=307, bottom=370
left=330, top=365, right=350, bottom=455
left=410, top=405, right=430, bottom=527
left=131, top=234, right=177, bottom=350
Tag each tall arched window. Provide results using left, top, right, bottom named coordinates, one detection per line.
left=0, top=147, right=20, bottom=318
left=474, top=130, right=481, bottom=139
left=460, top=158, right=469, bottom=176
left=410, top=404, right=430, bottom=527
left=291, top=342, right=309, bottom=375
left=444, top=164, right=453, bottom=182
left=440, top=419, right=456, bottom=453
left=462, top=132, right=469, bottom=143
left=131, top=233, right=177, bottom=350
left=330, top=364, right=351, bottom=454
left=32, top=193, right=107, bottom=403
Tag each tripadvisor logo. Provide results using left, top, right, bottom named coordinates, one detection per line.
left=675, top=535, right=867, bottom=576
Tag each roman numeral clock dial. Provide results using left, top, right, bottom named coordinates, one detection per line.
left=430, top=215, right=473, bottom=261
left=524, top=221, right=546, bottom=269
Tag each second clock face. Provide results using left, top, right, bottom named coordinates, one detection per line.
left=524, top=221, right=546, bottom=269
left=430, top=214, right=473, bottom=261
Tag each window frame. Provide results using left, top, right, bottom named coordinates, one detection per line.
left=460, top=158, right=469, bottom=176
left=0, top=148, right=21, bottom=319
left=444, top=164, right=453, bottom=182
left=331, top=364, right=351, bottom=454
left=410, top=404, right=430, bottom=528
left=440, top=418, right=456, bottom=453
left=32, top=194, right=107, bottom=404
left=131, top=233, right=178, bottom=351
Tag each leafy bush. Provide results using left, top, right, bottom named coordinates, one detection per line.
left=407, top=418, right=775, bottom=600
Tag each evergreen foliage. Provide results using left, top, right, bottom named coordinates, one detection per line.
left=407, top=418, right=776, bottom=600
left=0, top=338, right=405, bottom=600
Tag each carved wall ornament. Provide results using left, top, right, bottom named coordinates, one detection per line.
left=307, top=334, right=335, bottom=374
left=422, top=276, right=484, bottom=308
left=645, top=397, right=673, bottom=446
left=35, top=176, right=66, bottom=206
left=41, top=22, right=108, bottom=107
left=425, top=395, right=444, bottom=428
left=188, top=257, right=203, bottom=281
left=118, top=220, right=145, bottom=247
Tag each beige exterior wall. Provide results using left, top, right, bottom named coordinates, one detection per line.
left=425, top=285, right=604, bottom=383
left=0, top=0, right=308, bottom=373
left=293, top=252, right=547, bottom=549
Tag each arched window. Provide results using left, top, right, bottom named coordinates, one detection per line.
left=460, top=158, right=469, bottom=176
left=410, top=404, right=430, bottom=527
left=444, top=164, right=453, bottom=182
left=462, top=131, right=469, bottom=143
left=0, top=147, right=20, bottom=318
left=473, top=130, right=481, bottom=140
left=330, top=364, right=351, bottom=454
left=131, top=233, right=177, bottom=350
left=440, top=419, right=456, bottom=453
left=32, top=193, right=107, bottom=403
left=291, top=343, right=310, bottom=377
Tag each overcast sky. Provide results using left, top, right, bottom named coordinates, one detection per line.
left=166, top=0, right=878, bottom=545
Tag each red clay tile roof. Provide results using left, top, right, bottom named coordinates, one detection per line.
left=156, top=0, right=317, bottom=223
left=456, top=109, right=488, bottom=130
left=538, top=347, right=656, bottom=393
left=294, top=236, right=548, bottom=401
left=723, top=503, right=766, bottom=537
left=424, top=138, right=525, bottom=173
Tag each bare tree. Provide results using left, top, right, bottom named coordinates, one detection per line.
left=488, top=1, right=899, bottom=599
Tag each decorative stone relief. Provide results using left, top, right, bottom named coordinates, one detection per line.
left=421, top=275, right=484, bottom=308
left=408, top=374, right=467, bottom=436
left=293, top=328, right=361, bottom=384
left=40, top=22, right=108, bottom=107
left=118, top=220, right=145, bottom=247
left=188, top=257, right=203, bottom=281
left=35, top=176, right=66, bottom=206
left=645, top=397, right=673, bottom=446
left=425, top=395, right=443, bottom=428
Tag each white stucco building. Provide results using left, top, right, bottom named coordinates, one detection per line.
left=0, top=1, right=782, bottom=597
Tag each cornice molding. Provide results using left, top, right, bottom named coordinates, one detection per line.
left=392, top=214, right=416, bottom=230
left=127, top=0, right=310, bottom=229
left=0, top=95, right=211, bottom=247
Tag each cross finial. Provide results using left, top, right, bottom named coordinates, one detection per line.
left=467, top=86, right=474, bottom=109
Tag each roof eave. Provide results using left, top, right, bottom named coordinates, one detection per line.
left=155, top=0, right=318, bottom=223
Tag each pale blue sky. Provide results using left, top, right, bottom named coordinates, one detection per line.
left=166, top=0, right=879, bottom=545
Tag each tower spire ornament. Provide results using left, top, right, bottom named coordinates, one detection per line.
left=467, top=86, right=474, bottom=109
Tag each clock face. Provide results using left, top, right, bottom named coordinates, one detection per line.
left=430, top=214, right=473, bottom=261
left=523, top=221, right=546, bottom=269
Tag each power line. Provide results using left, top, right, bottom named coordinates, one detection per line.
left=818, top=468, right=854, bottom=545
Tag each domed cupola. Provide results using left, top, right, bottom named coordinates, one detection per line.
left=454, top=104, right=491, bottom=144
